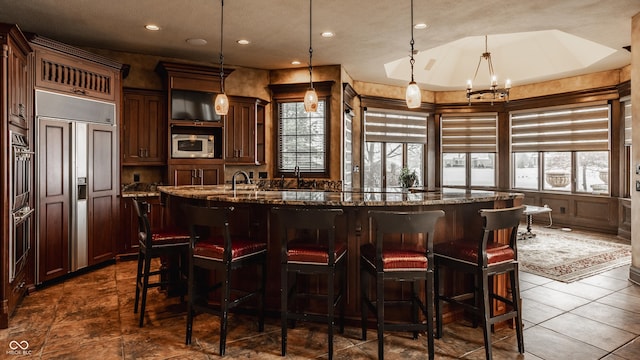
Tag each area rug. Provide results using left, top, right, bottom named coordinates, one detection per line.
left=517, top=225, right=631, bottom=283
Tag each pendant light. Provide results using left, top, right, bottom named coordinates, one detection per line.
left=303, top=0, right=319, bottom=113
left=405, top=0, right=421, bottom=109
left=214, top=0, right=229, bottom=115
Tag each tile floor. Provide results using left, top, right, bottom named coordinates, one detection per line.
left=2, top=258, right=640, bottom=359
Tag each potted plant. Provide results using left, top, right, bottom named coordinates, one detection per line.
left=399, top=167, right=417, bottom=189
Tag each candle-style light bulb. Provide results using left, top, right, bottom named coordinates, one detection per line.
left=466, top=80, right=473, bottom=90
left=505, top=79, right=512, bottom=89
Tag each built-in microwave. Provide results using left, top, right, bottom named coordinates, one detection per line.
left=171, top=134, right=215, bottom=158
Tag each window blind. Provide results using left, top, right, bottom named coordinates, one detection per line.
left=364, top=108, right=428, bottom=143
left=511, top=102, right=610, bottom=152
left=623, top=97, right=632, bottom=146
left=441, top=113, right=498, bottom=153
left=277, top=100, right=327, bottom=173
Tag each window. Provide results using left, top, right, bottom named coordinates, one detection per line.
left=441, top=113, right=498, bottom=188
left=623, top=97, right=632, bottom=197
left=277, top=100, right=327, bottom=174
left=363, top=108, right=427, bottom=188
left=511, top=102, right=610, bottom=194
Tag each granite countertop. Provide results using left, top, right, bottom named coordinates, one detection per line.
left=157, top=184, right=524, bottom=207
left=120, top=182, right=161, bottom=198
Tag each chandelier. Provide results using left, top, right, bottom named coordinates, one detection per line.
left=466, top=35, right=511, bottom=105
left=214, top=0, right=229, bottom=115
left=405, top=0, right=421, bottom=108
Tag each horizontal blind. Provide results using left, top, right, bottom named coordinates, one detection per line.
left=441, top=113, right=498, bottom=153
left=623, top=97, right=632, bottom=146
left=364, top=108, right=428, bottom=143
left=511, top=102, right=610, bottom=152
left=278, top=100, right=326, bottom=172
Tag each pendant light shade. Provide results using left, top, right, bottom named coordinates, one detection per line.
left=214, top=92, right=229, bottom=115
left=214, top=0, right=228, bottom=116
left=304, top=88, right=318, bottom=112
left=405, top=81, right=421, bottom=108
left=304, top=0, right=318, bottom=113
left=405, top=0, right=421, bottom=109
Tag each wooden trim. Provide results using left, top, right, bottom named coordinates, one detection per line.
left=359, top=95, right=435, bottom=112
left=28, top=34, right=120, bottom=70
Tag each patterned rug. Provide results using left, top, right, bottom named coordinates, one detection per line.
left=517, top=225, right=631, bottom=283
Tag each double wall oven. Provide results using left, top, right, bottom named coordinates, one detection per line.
left=9, top=131, right=34, bottom=285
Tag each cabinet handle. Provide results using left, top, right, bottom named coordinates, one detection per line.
left=72, top=87, right=87, bottom=95
left=138, top=148, right=143, bottom=157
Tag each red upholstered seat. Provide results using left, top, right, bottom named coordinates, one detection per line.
left=287, top=240, right=347, bottom=264
left=360, top=243, right=428, bottom=270
left=434, top=241, right=514, bottom=265
left=194, top=235, right=267, bottom=260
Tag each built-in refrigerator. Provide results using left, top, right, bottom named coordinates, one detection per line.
left=35, top=90, right=118, bottom=283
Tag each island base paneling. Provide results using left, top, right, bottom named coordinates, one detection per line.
left=161, top=189, right=521, bottom=326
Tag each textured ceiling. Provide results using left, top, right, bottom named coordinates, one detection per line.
left=0, top=0, right=637, bottom=90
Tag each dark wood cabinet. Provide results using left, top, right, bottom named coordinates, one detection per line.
left=31, top=37, right=120, bottom=102
left=225, top=96, right=268, bottom=164
left=122, top=89, right=166, bottom=165
left=120, top=196, right=165, bottom=254
left=0, top=23, right=33, bottom=328
left=168, top=163, right=224, bottom=186
left=6, top=29, right=31, bottom=130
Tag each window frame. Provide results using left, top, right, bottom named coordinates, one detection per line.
left=270, top=82, right=333, bottom=178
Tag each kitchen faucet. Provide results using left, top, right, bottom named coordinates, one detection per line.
left=231, top=170, right=251, bottom=191
left=294, top=165, right=301, bottom=187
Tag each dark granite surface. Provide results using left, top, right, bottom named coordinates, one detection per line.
left=157, top=184, right=524, bottom=207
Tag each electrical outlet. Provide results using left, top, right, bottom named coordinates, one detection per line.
left=636, top=180, right=640, bottom=192
left=133, top=173, right=140, bottom=182
left=636, top=164, right=640, bottom=175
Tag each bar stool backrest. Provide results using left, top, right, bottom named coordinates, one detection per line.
left=132, top=199, right=152, bottom=248
left=368, top=210, right=444, bottom=271
left=478, top=205, right=525, bottom=267
left=181, top=204, right=234, bottom=262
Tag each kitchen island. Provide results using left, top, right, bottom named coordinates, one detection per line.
left=158, top=184, right=524, bottom=324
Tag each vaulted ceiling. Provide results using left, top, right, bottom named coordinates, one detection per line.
left=0, top=0, right=637, bottom=90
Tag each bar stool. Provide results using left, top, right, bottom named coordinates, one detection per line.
left=132, top=198, right=190, bottom=328
left=434, top=206, right=525, bottom=360
left=181, top=204, right=267, bottom=356
left=360, top=210, right=444, bottom=360
left=271, top=207, right=346, bottom=360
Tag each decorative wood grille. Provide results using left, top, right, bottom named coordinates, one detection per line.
left=40, top=58, right=112, bottom=96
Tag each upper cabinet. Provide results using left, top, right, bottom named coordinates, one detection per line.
left=156, top=61, right=233, bottom=127
left=2, top=23, right=32, bottom=130
left=122, top=89, right=166, bottom=165
left=29, top=35, right=121, bottom=102
left=225, top=96, right=268, bottom=165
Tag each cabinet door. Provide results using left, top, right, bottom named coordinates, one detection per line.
left=169, top=164, right=223, bottom=185
left=122, top=90, right=166, bottom=165
left=87, top=123, right=118, bottom=266
left=225, top=98, right=256, bottom=164
left=8, top=36, right=30, bottom=129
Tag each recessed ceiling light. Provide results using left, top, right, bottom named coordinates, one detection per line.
left=186, top=38, right=207, bottom=46
left=414, top=23, right=428, bottom=30
left=291, top=60, right=301, bottom=65
left=237, top=39, right=250, bottom=45
left=145, top=24, right=160, bottom=31
left=321, top=31, right=335, bottom=38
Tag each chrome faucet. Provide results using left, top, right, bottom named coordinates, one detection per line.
left=231, top=170, right=251, bottom=191
left=294, top=165, right=301, bottom=187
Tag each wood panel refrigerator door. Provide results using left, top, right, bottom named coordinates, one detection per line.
left=87, top=123, right=117, bottom=265
left=38, top=119, right=70, bottom=282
